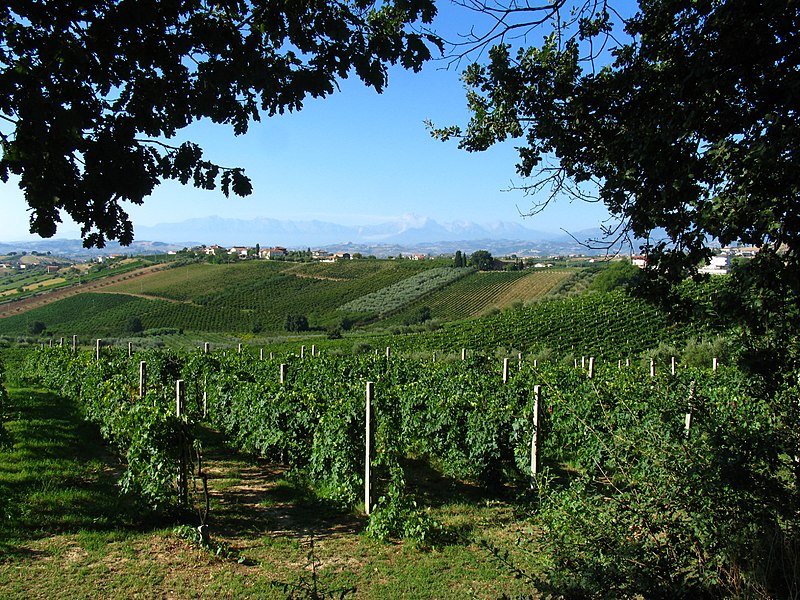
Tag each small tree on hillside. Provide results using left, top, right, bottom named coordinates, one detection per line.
left=285, top=314, right=309, bottom=333
left=470, top=250, right=494, bottom=271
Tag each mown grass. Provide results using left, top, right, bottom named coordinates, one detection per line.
left=0, top=387, right=540, bottom=599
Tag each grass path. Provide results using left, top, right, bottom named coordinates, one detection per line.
left=0, top=388, right=538, bottom=599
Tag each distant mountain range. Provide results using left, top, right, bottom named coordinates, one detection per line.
left=0, top=215, right=640, bottom=258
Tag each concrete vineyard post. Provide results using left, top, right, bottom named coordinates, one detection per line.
left=128, top=342, right=133, bottom=358
left=176, top=380, right=185, bottom=417
left=531, top=385, right=541, bottom=487
left=59, top=337, right=64, bottom=347
left=176, top=380, right=188, bottom=505
left=259, top=348, right=264, bottom=360
left=238, top=343, right=242, bottom=354
left=588, top=357, right=595, bottom=379
left=139, top=361, right=147, bottom=399
left=72, top=335, right=77, bottom=353
left=95, top=339, right=101, bottom=361
left=671, top=356, right=677, bottom=375
left=713, top=357, right=718, bottom=371
left=280, top=364, right=287, bottom=384
left=312, top=345, right=317, bottom=356
left=685, top=381, right=696, bottom=439
left=204, top=342, right=210, bottom=354
left=301, top=345, right=305, bottom=359
left=365, top=381, right=374, bottom=515
left=502, top=358, right=510, bottom=384
left=385, top=347, right=391, bottom=359
left=650, top=358, right=656, bottom=378
left=461, top=348, right=467, bottom=361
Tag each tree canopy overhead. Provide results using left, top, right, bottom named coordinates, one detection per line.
left=434, top=0, right=799, bottom=278
left=0, top=0, right=440, bottom=247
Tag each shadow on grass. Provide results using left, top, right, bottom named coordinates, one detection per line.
left=0, top=388, right=142, bottom=557
left=191, top=426, right=366, bottom=544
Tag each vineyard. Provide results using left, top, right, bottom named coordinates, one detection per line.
left=337, top=267, right=474, bottom=315
left=386, top=269, right=572, bottom=323
left=11, top=341, right=797, bottom=597
left=0, top=260, right=463, bottom=336
left=385, top=288, right=688, bottom=358
left=0, top=260, right=574, bottom=339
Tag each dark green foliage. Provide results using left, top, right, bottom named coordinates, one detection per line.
left=453, top=250, right=467, bottom=268
left=285, top=314, right=309, bottom=333
left=27, top=321, right=45, bottom=335
left=589, top=260, right=641, bottom=293
left=469, top=250, right=494, bottom=271
left=126, top=316, right=144, bottom=334
left=403, top=306, right=432, bottom=326
left=1, top=1, right=440, bottom=247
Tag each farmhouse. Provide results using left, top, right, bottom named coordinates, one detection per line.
left=699, top=253, right=730, bottom=275
left=262, top=246, right=288, bottom=259
left=204, top=245, right=225, bottom=256
left=228, top=246, right=250, bottom=258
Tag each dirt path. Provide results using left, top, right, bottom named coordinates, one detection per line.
left=196, top=427, right=364, bottom=545
left=0, top=264, right=168, bottom=318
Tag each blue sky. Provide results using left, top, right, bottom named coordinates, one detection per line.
left=0, top=1, right=616, bottom=242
